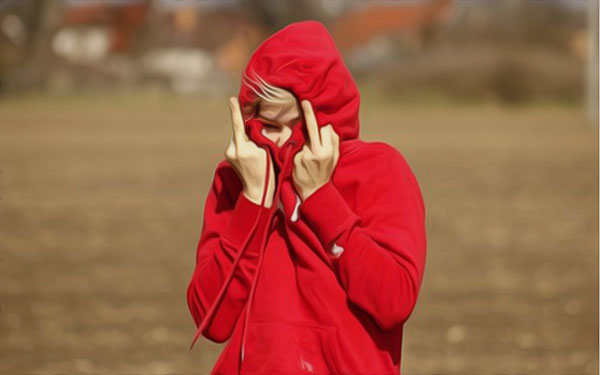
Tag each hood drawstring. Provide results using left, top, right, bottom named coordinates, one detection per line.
left=188, top=150, right=273, bottom=351
left=237, top=142, right=296, bottom=371
left=189, top=140, right=298, bottom=366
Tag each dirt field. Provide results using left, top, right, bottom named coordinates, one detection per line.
left=0, top=93, right=597, bottom=374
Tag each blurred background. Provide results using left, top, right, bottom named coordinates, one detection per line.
left=0, top=0, right=597, bottom=373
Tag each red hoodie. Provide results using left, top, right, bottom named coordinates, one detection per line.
left=187, top=20, right=427, bottom=375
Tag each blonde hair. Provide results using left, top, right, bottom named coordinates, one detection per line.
left=242, top=70, right=297, bottom=118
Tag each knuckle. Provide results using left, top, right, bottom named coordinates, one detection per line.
left=225, top=146, right=235, bottom=159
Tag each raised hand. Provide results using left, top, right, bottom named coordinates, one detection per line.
left=293, top=100, right=340, bottom=200
left=225, top=97, right=275, bottom=208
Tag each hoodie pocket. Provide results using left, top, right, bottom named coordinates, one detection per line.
left=242, top=319, right=341, bottom=374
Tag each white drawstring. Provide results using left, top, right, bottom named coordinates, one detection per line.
left=290, top=192, right=301, bottom=222
left=331, top=243, right=344, bottom=257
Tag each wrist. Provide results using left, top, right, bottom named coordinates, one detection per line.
left=299, top=181, right=361, bottom=247
left=300, top=180, right=328, bottom=200
left=244, top=183, right=274, bottom=208
left=224, top=192, right=271, bottom=250
left=243, top=190, right=261, bottom=204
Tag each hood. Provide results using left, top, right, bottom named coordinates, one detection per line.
left=238, top=20, right=361, bottom=165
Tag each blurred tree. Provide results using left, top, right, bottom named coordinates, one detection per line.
left=449, top=0, right=585, bottom=50
left=0, top=0, right=61, bottom=92
left=240, top=0, right=331, bottom=31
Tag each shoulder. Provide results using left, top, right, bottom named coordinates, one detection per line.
left=336, top=139, right=421, bottom=195
left=339, top=139, right=408, bottom=171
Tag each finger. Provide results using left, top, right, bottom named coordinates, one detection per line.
left=327, top=124, right=340, bottom=144
left=301, top=100, right=321, bottom=151
left=332, top=129, right=340, bottom=165
left=322, top=125, right=340, bottom=155
left=319, top=125, right=332, bottom=150
left=225, top=138, right=236, bottom=162
left=293, top=147, right=304, bottom=167
left=320, top=125, right=339, bottom=166
left=228, top=97, right=248, bottom=146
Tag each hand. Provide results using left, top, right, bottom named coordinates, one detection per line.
left=225, top=97, right=275, bottom=208
left=293, top=100, right=340, bottom=200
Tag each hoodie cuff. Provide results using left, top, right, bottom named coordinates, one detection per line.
left=224, top=193, right=271, bottom=252
left=299, top=181, right=361, bottom=248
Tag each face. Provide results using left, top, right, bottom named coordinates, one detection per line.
left=256, top=98, right=301, bottom=147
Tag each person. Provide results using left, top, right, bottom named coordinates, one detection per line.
left=186, top=20, right=427, bottom=375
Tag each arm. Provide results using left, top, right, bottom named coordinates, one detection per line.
left=188, top=97, right=275, bottom=344
left=186, top=162, right=271, bottom=343
left=299, top=148, right=427, bottom=330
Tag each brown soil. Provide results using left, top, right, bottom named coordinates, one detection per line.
left=0, top=95, right=597, bottom=374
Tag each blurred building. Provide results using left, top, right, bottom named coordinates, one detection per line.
left=332, top=0, right=455, bottom=70
left=0, top=0, right=591, bottom=104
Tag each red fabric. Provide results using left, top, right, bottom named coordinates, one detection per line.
left=187, top=20, right=427, bottom=374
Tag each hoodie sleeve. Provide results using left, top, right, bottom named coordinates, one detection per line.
left=186, top=161, right=271, bottom=343
left=298, top=146, right=427, bottom=331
